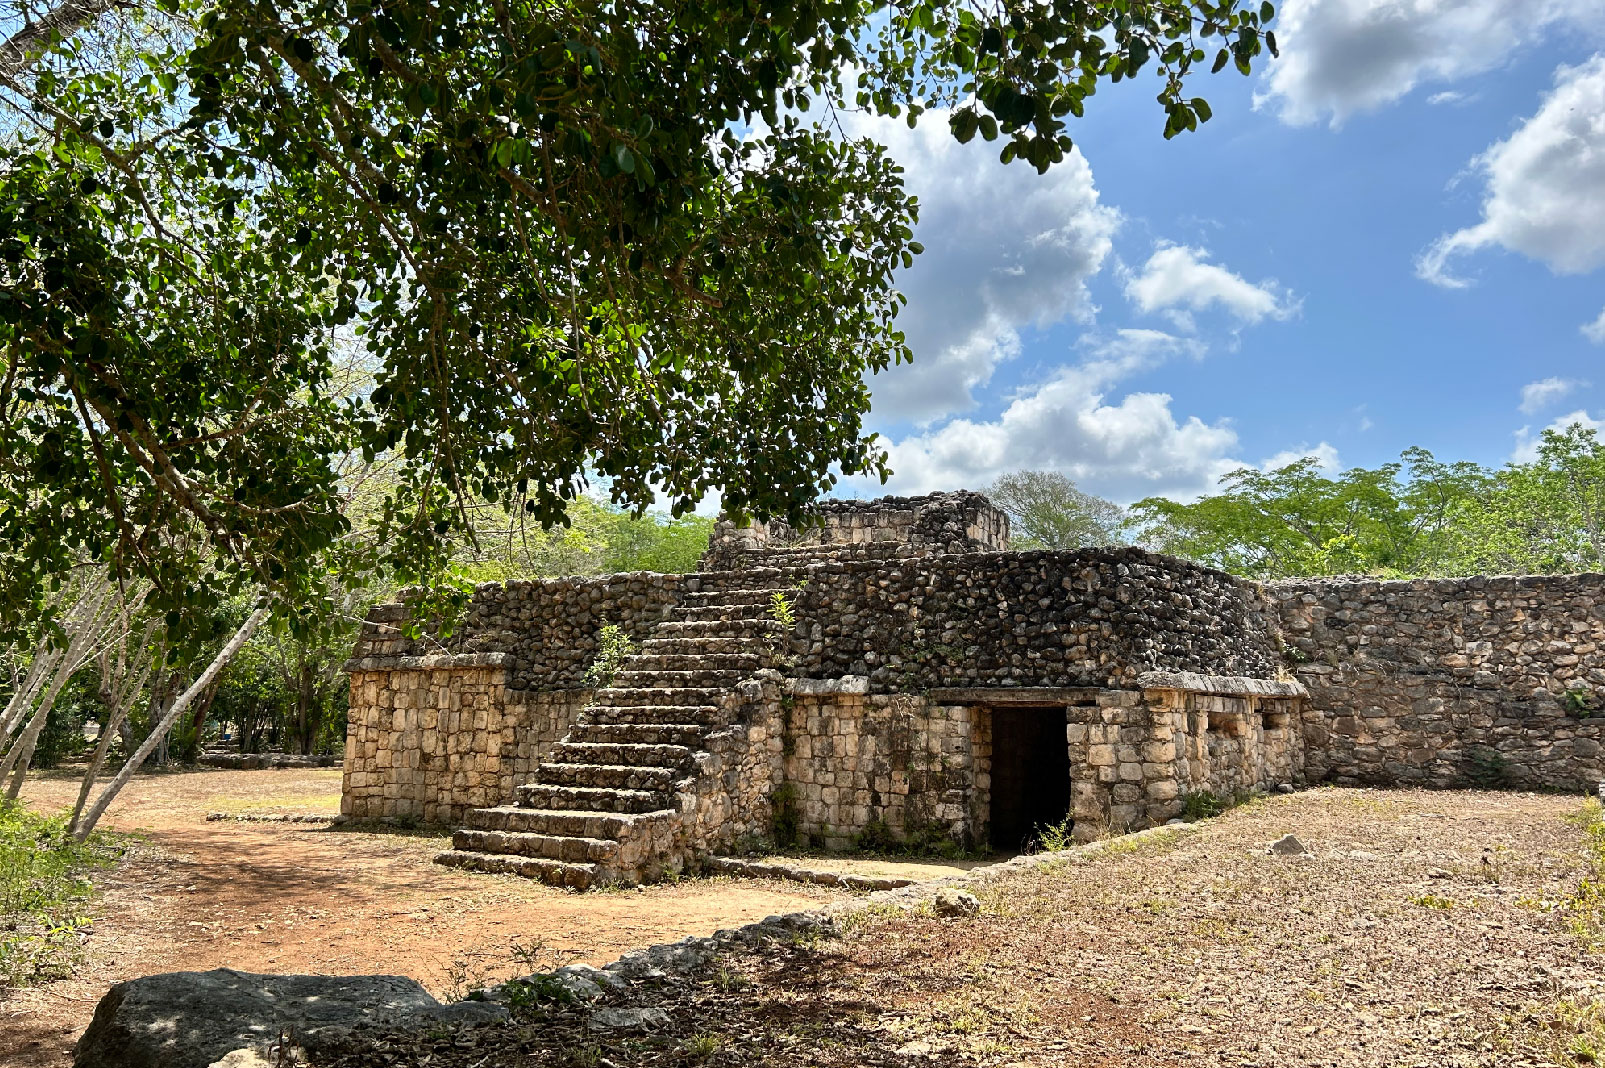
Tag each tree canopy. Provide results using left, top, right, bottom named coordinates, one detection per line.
left=986, top=470, right=1124, bottom=549
left=0, top=0, right=1278, bottom=649
left=1127, top=428, right=1605, bottom=581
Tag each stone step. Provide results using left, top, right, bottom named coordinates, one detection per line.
left=464, top=805, right=668, bottom=840
left=517, top=782, right=673, bottom=813
left=434, top=849, right=599, bottom=889
left=535, top=762, right=684, bottom=791
left=620, top=652, right=766, bottom=673
left=678, top=587, right=793, bottom=607
left=592, top=686, right=725, bottom=707
left=671, top=604, right=777, bottom=623
left=652, top=618, right=782, bottom=638
left=637, top=636, right=770, bottom=657
left=550, top=741, right=697, bottom=766
left=610, top=668, right=751, bottom=689
left=451, top=827, right=619, bottom=863
left=567, top=721, right=710, bottom=747
left=576, top=705, right=721, bottom=727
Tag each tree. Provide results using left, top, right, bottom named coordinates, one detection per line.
left=1441, top=425, right=1605, bottom=576
left=986, top=470, right=1124, bottom=549
left=0, top=0, right=1280, bottom=652
left=1128, top=449, right=1488, bottom=579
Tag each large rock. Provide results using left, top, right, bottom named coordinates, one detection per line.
left=75, top=968, right=507, bottom=1068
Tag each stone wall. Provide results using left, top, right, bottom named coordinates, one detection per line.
left=342, top=656, right=588, bottom=824
left=350, top=574, right=686, bottom=694
left=778, top=684, right=981, bottom=851
left=787, top=547, right=1283, bottom=692
left=702, top=491, right=1009, bottom=569
left=1272, top=574, right=1605, bottom=791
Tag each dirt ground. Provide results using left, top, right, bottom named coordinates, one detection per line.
left=2, top=767, right=862, bottom=1068
left=316, top=787, right=1605, bottom=1068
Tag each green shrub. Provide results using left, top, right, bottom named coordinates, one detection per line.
left=1181, top=790, right=1229, bottom=821
left=0, top=801, right=124, bottom=987
left=769, top=783, right=801, bottom=848
left=583, top=623, right=637, bottom=688
left=1034, top=813, right=1077, bottom=852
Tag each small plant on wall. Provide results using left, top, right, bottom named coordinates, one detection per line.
left=583, top=623, right=637, bottom=688
left=1564, top=686, right=1598, bottom=719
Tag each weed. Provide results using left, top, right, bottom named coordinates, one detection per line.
left=583, top=623, right=636, bottom=688
left=1567, top=799, right=1605, bottom=947
left=1410, top=894, right=1456, bottom=910
left=1464, top=746, right=1514, bottom=789
left=1181, top=790, right=1229, bottom=821
left=681, top=1032, right=725, bottom=1060
left=1033, top=812, right=1076, bottom=852
left=0, top=801, right=125, bottom=987
left=770, top=783, right=801, bottom=848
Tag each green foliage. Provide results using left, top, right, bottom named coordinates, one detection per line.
left=0, top=0, right=1273, bottom=653
left=1129, top=448, right=1487, bottom=579
left=1464, top=747, right=1514, bottom=789
left=1564, top=687, right=1597, bottom=718
left=987, top=471, right=1125, bottom=549
left=582, top=623, right=636, bottom=689
left=451, top=497, right=713, bottom=582
left=1129, top=427, right=1605, bottom=581
left=1180, top=790, right=1229, bottom=821
left=1567, top=800, right=1605, bottom=948
left=0, top=801, right=124, bottom=986
left=768, top=591, right=797, bottom=632
left=770, top=782, right=801, bottom=849
left=1034, top=813, right=1077, bottom=852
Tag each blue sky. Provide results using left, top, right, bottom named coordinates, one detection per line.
left=839, top=0, right=1605, bottom=504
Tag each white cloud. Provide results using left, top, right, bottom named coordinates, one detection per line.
left=1261, top=443, right=1342, bottom=474
left=1123, top=244, right=1299, bottom=327
left=1512, top=409, right=1605, bottom=462
left=1519, top=376, right=1586, bottom=414
left=1258, top=0, right=1603, bottom=126
left=865, top=330, right=1242, bottom=503
left=835, top=108, right=1121, bottom=425
left=1419, top=57, right=1605, bottom=287
left=1583, top=307, right=1605, bottom=344
left=1426, top=90, right=1472, bottom=106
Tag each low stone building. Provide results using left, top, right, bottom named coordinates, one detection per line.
left=342, top=493, right=1605, bottom=888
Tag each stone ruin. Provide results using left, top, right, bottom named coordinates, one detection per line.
left=341, top=492, right=1605, bottom=888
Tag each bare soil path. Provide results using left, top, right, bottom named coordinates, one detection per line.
left=3, top=768, right=847, bottom=1068
left=317, top=787, right=1605, bottom=1068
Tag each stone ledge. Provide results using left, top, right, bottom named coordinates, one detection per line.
left=343, top=652, right=512, bottom=673
left=703, top=855, right=913, bottom=891
left=926, top=686, right=1103, bottom=705
left=785, top=675, right=870, bottom=696
left=1137, top=671, right=1307, bottom=699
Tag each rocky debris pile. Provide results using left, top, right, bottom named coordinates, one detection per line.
left=932, top=887, right=980, bottom=917
left=73, top=969, right=506, bottom=1068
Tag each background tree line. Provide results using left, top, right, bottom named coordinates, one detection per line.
left=986, top=423, right=1605, bottom=581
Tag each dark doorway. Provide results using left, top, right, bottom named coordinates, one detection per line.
left=988, top=707, right=1072, bottom=851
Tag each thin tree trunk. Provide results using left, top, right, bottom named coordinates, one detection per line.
left=75, top=607, right=265, bottom=840
left=0, top=0, right=123, bottom=81
left=1, top=585, right=110, bottom=796
left=70, top=641, right=156, bottom=835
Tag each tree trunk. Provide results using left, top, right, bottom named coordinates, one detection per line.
left=76, top=607, right=266, bottom=840
left=0, top=0, right=124, bottom=80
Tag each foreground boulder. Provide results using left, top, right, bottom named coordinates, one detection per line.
left=75, top=968, right=507, bottom=1068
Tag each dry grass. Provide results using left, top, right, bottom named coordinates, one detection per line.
left=315, top=787, right=1605, bottom=1068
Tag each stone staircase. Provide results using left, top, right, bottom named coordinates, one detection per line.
left=432, top=540, right=922, bottom=889
left=434, top=571, right=799, bottom=888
